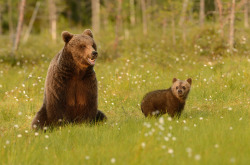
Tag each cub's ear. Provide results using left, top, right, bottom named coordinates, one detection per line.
left=83, top=29, right=93, bottom=38
left=172, top=78, right=178, bottom=83
left=62, top=31, right=73, bottom=43
left=186, top=78, right=192, bottom=85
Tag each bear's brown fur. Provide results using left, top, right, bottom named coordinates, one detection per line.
left=141, top=78, right=192, bottom=118
left=31, top=29, right=107, bottom=130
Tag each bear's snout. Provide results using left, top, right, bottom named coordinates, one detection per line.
left=92, top=51, right=98, bottom=58
left=178, top=90, right=182, bottom=94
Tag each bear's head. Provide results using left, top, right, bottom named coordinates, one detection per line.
left=62, top=29, right=98, bottom=68
left=171, top=78, right=192, bottom=102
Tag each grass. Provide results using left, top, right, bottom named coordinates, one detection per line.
left=0, top=27, right=250, bottom=164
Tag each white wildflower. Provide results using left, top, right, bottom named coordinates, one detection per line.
left=141, top=142, right=146, bottom=149
left=168, top=148, right=174, bottom=154
left=194, top=154, right=201, bottom=161
left=164, top=137, right=169, bottom=141
left=159, top=117, right=164, bottom=125
left=111, top=158, right=116, bottom=164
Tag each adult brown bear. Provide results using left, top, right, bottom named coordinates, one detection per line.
left=31, top=29, right=107, bottom=130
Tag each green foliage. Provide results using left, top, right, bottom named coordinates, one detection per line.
left=193, top=0, right=216, bottom=19
left=193, top=26, right=228, bottom=56
left=192, top=25, right=249, bottom=57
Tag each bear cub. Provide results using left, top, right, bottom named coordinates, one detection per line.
left=141, top=78, right=192, bottom=118
left=31, top=29, right=107, bottom=130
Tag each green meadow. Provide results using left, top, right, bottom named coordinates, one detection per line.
left=0, top=27, right=250, bottom=165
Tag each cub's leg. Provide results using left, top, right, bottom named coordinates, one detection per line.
left=141, top=102, right=155, bottom=117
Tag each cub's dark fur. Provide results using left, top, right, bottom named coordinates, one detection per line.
left=141, top=78, right=192, bottom=118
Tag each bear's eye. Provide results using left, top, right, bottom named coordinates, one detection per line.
left=176, top=86, right=178, bottom=90
left=182, top=86, right=186, bottom=90
left=80, top=45, right=86, bottom=49
left=92, top=44, right=97, bottom=50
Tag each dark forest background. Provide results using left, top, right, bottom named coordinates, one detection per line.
left=0, top=0, right=249, bottom=59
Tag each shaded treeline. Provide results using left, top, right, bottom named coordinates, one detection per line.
left=0, top=0, right=249, bottom=56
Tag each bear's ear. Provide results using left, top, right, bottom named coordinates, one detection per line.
left=172, top=78, right=178, bottom=83
left=62, top=31, right=73, bottom=43
left=186, top=78, right=192, bottom=85
left=83, top=29, right=93, bottom=38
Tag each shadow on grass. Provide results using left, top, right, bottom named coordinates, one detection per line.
left=0, top=55, right=17, bottom=66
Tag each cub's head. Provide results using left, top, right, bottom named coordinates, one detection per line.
left=62, top=29, right=98, bottom=68
left=171, top=78, right=192, bottom=102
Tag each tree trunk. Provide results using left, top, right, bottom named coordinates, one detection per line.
left=114, top=0, right=122, bottom=57
left=229, top=0, right=235, bottom=51
left=130, top=0, right=135, bottom=26
left=179, top=0, right=189, bottom=43
left=48, top=0, right=56, bottom=41
left=171, top=6, right=176, bottom=46
left=141, top=0, right=147, bottom=35
left=182, top=25, right=187, bottom=44
left=189, top=5, right=194, bottom=22
left=199, top=0, right=205, bottom=26
left=0, top=5, right=2, bottom=35
left=8, top=0, right=14, bottom=42
left=11, top=0, right=26, bottom=55
left=77, top=1, right=83, bottom=25
left=103, top=0, right=109, bottom=29
left=146, top=0, right=152, bottom=22
left=244, top=0, right=249, bottom=28
left=179, top=0, right=189, bottom=26
left=222, top=0, right=245, bottom=28
left=162, top=17, right=167, bottom=36
left=91, top=0, right=100, bottom=34
left=23, top=1, right=40, bottom=42
left=215, top=0, right=223, bottom=36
